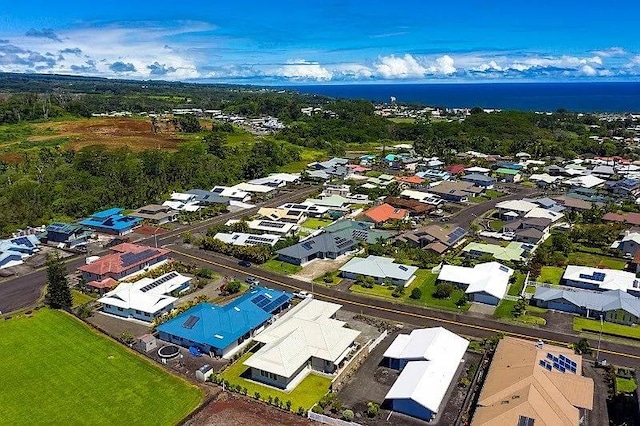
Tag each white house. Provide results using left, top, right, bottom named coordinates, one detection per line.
left=97, top=271, right=191, bottom=321
left=563, top=175, right=605, bottom=189
left=437, top=262, right=514, bottom=305
left=231, top=182, right=276, bottom=195
left=340, top=255, right=418, bottom=286
left=495, top=200, right=538, bottom=220
left=524, top=207, right=565, bottom=223
left=213, top=232, right=280, bottom=247
left=162, top=192, right=201, bottom=211
left=384, top=328, right=469, bottom=422
left=278, top=202, right=329, bottom=218
left=244, top=298, right=360, bottom=390
left=211, top=186, right=251, bottom=202
left=612, top=232, right=640, bottom=256
left=248, top=219, right=297, bottom=236
left=562, top=265, right=640, bottom=296
left=400, top=189, right=443, bottom=205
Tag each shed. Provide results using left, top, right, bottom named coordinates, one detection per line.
left=196, top=364, right=214, bottom=382
left=135, top=334, right=158, bottom=352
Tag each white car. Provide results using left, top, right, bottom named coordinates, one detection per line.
left=295, top=291, right=311, bottom=299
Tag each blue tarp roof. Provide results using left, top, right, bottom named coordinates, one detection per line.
left=156, top=287, right=292, bottom=350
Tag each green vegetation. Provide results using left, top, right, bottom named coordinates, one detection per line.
left=0, top=309, right=202, bottom=425
left=537, top=266, right=564, bottom=285
left=260, top=259, right=302, bottom=275
left=71, top=290, right=95, bottom=307
left=494, top=299, right=546, bottom=325
left=525, top=285, right=537, bottom=294
left=44, top=253, right=72, bottom=310
left=567, top=252, right=626, bottom=270
left=219, top=350, right=330, bottom=409
left=616, top=377, right=638, bottom=394
left=573, top=317, right=640, bottom=340
left=489, top=219, right=505, bottom=232
left=314, top=271, right=341, bottom=285
left=485, top=189, right=504, bottom=199
left=301, top=217, right=333, bottom=230
left=507, top=272, right=526, bottom=296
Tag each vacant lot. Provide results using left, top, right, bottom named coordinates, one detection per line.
left=260, top=259, right=303, bottom=275
left=0, top=309, right=202, bottom=425
left=567, top=252, right=626, bottom=270
left=574, top=317, right=640, bottom=340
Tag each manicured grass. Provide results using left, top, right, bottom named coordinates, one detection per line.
left=351, top=270, right=470, bottom=312
left=494, top=300, right=518, bottom=318
left=489, top=219, right=505, bottom=232
left=0, top=309, right=202, bottom=425
left=220, top=350, right=331, bottom=410
left=573, top=317, right=640, bottom=340
left=469, top=196, right=487, bottom=203
left=616, top=377, right=638, bottom=394
left=525, top=285, right=537, bottom=294
left=71, top=290, right=95, bottom=307
left=567, top=252, right=626, bottom=270
left=301, top=217, right=333, bottom=230
left=388, top=117, right=416, bottom=124
left=313, top=271, right=342, bottom=285
left=494, top=300, right=547, bottom=324
left=537, top=266, right=564, bottom=285
left=260, top=259, right=302, bottom=275
left=485, top=189, right=504, bottom=199
left=507, top=272, right=526, bottom=296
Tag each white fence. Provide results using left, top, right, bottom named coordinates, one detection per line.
left=308, top=411, right=361, bottom=426
left=368, top=329, right=389, bottom=352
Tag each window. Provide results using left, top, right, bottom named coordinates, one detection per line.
left=117, top=307, right=124, bottom=311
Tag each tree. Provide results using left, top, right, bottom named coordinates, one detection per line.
left=433, top=283, right=454, bottom=299
left=574, top=338, right=592, bottom=355
left=226, top=280, right=242, bottom=294
left=410, top=287, right=422, bottom=299
left=44, top=252, right=72, bottom=309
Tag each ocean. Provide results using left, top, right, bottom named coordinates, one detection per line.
left=289, top=82, right=640, bottom=113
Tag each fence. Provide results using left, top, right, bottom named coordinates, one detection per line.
left=369, top=329, right=388, bottom=351
left=330, top=330, right=389, bottom=392
left=308, top=411, right=361, bottom=426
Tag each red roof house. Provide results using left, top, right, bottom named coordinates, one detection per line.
left=395, top=175, right=425, bottom=185
left=78, top=243, right=170, bottom=282
left=363, top=203, right=408, bottom=224
left=446, top=164, right=467, bottom=175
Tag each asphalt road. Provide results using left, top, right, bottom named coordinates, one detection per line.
left=170, top=247, right=640, bottom=369
left=0, top=184, right=321, bottom=314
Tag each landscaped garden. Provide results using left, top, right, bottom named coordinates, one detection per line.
left=260, top=259, right=303, bottom=275
left=219, top=350, right=331, bottom=410
left=0, top=309, right=202, bottom=425
left=573, top=317, right=640, bottom=340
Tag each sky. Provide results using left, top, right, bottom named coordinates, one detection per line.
left=1, top=1, right=640, bottom=84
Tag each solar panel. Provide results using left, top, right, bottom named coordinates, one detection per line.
left=182, top=315, right=200, bottom=329
left=499, top=265, right=510, bottom=273
left=12, top=237, right=34, bottom=248
left=140, top=272, right=179, bottom=292
left=518, top=415, right=535, bottom=426
left=262, top=294, right=290, bottom=312
left=121, top=249, right=160, bottom=267
left=258, top=220, right=287, bottom=228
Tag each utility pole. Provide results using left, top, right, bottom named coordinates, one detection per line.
left=596, top=314, right=603, bottom=362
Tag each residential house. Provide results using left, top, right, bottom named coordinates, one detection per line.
left=528, top=173, right=563, bottom=188
left=323, top=219, right=395, bottom=244
left=523, top=207, right=564, bottom=223
left=495, top=167, right=522, bottom=183
left=322, top=184, right=351, bottom=197
left=472, top=337, right=594, bottom=426
left=79, top=208, right=142, bottom=235
left=437, top=262, right=514, bottom=305
left=248, top=173, right=300, bottom=188
left=306, top=158, right=349, bottom=179
left=157, top=287, right=292, bottom=359
left=305, top=195, right=352, bottom=211
left=416, top=169, right=451, bottom=182
left=247, top=220, right=297, bottom=236
left=97, top=272, right=191, bottom=321
left=603, top=212, right=640, bottom=226
left=279, top=202, right=329, bottom=218
left=400, top=189, right=443, bottom=206
left=231, top=182, right=276, bottom=197
left=612, top=231, right=640, bottom=256
left=606, top=178, right=640, bottom=197
left=445, top=164, right=467, bottom=176
left=0, top=235, right=40, bottom=270
left=395, top=175, right=426, bottom=186
left=563, top=175, right=605, bottom=189
left=363, top=203, right=408, bottom=225
left=533, top=287, right=640, bottom=326
left=591, top=165, right=616, bottom=179
left=462, top=241, right=532, bottom=262
left=552, top=196, right=594, bottom=212
left=460, top=173, right=497, bottom=189
left=384, top=196, right=434, bottom=216
left=211, top=186, right=251, bottom=203
left=130, top=204, right=179, bottom=225
left=428, top=181, right=483, bottom=202
left=185, top=189, right=231, bottom=206
left=257, top=207, right=306, bottom=224
left=213, top=232, right=280, bottom=247
left=78, top=243, right=169, bottom=283
left=562, top=265, right=640, bottom=296
left=44, top=223, right=90, bottom=248
left=383, top=328, right=469, bottom=422
left=464, top=166, right=491, bottom=175
left=495, top=200, right=538, bottom=220
left=398, top=225, right=467, bottom=254
left=339, top=255, right=418, bottom=286
left=244, top=298, right=360, bottom=390
left=277, top=233, right=356, bottom=265
left=162, top=192, right=201, bottom=212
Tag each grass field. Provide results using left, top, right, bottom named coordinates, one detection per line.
left=71, top=290, right=96, bottom=307
left=220, top=350, right=331, bottom=410
left=0, top=309, right=202, bottom=425
left=537, top=266, right=564, bottom=285
left=573, top=317, right=640, bottom=340
left=260, top=259, right=303, bottom=275
left=567, top=252, right=626, bottom=270
left=494, top=300, right=546, bottom=325
left=301, top=217, right=333, bottom=230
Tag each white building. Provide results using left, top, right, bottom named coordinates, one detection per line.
left=211, top=186, right=251, bottom=202
left=437, top=262, right=514, bottom=305
left=213, top=232, right=280, bottom=247
left=244, top=298, right=361, bottom=390
left=340, top=255, right=418, bottom=286
left=231, top=182, right=276, bottom=195
left=563, top=175, right=606, bottom=189
left=162, top=192, right=201, bottom=211
left=278, top=202, right=329, bottom=218
left=248, top=219, right=297, bottom=236
left=248, top=173, right=300, bottom=188
left=563, top=265, right=640, bottom=296
left=495, top=200, right=538, bottom=220
left=400, top=189, right=443, bottom=205
left=384, top=328, right=469, bottom=422
left=524, top=207, right=564, bottom=223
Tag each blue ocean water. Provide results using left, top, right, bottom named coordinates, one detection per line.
left=289, top=82, right=640, bottom=113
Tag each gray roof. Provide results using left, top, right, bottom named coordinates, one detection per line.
left=324, top=220, right=395, bottom=244
left=277, top=233, right=356, bottom=260
left=534, top=287, right=640, bottom=317
left=461, top=173, right=497, bottom=183
left=186, top=189, right=230, bottom=205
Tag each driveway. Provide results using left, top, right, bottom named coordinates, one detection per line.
left=450, top=186, right=539, bottom=228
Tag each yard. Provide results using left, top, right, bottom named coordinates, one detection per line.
left=537, top=266, right=564, bottom=285
left=301, top=217, right=333, bottom=230
left=494, top=300, right=547, bottom=325
left=488, top=219, right=505, bottom=232
left=313, top=270, right=342, bottom=286
left=507, top=272, right=526, bottom=296
left=219, top=350, right=331, bottom=410
left=573, top=317, right=640, bottom=340
left=0, top=309, right=202, bottom=425
left=616, top=377, right=638, bottom=394
left=260, top=259, right=303, bottom=275
left=71, top=289, right=96, bottom=307
left=567, top=252, right=626, bottom=270
left=350, top=269, right=470, bottom=312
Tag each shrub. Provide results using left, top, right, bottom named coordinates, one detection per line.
left=323, top=272, right=333, bottom=283
left=297, top=406, right=305, bottom=416
left=433, top=283, right=454, bottom=299
left=182, top=231, right=193, bottom=244
left=392, top=285, right=405, bottom=298
left=119, top=330, right=135, bottom=345
left=366, top=402, right=379, bottom=417
left=274, top=396, right=280, bottom=407
left=286, top=400, right=292, bottom=410
left=342, top=409, right=355, bottom=421
left=268, top=395, right=273, bottom=405
left=75, top=303, right=93, bottom=319
left=311, top=405, right=324, bottom=414
left=254, top=392, right=260, bottom=400
left=196, top=268, right=214, bottom=279
left=410, top=287, right=422, bottom=299
left=226, top=280, right=242, bottom=294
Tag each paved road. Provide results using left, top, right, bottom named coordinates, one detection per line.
left=0, top=185, right=321, bottom=314
left=169, top=247, right=640, bottom=369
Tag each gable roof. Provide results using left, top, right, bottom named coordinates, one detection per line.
left=363, top=203, right=408, bottom=223
left=534, top=287, right=640, bottom=317
left=438, top=262, right=514, bottom=299
left=78, top=244, right=169, bottom=276
left=276, top=233, right=356, bottom=259
left=383, top=196, right=433, bottom=214
left=340, top=255, right=418, bottom=281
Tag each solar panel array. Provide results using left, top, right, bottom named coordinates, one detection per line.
left=301, top=240, right=316, bottom=250
left=335, top=237, right=353, bottom=249
left=517, top=416, right=535, bottom=426
left=579, top=271, right=606, bottom=282
left=182, top=315, right=200, bottom=329
left=258, top=220, right=287, bottom=229
left=121, top=249, right=160, bottom=266
left=447, top=227, right=467, bottom=245
left=250, top=293, right=290, bottom=313
left=499, top=265, right=510, bottom=273
left=539, top=352, right=577, bottom=374
left=12, top=237, right=34, bottom=248
left=246, top=235, right=278, bottom=245
left=353, top=230, right=369, bottom=240
left=140, top=272, right=179, bottom=293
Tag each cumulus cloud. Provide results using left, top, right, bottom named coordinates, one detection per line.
left=25, top=28, right=61, bottom=42
left=147, top=61, right=177, bottom=76
left=59, top=47, right=82, bottom=56
left=274, top=59, right=332, bottom=80
left=109, top=61, right=136, bottom=72
left=581, top=65, right=597, bottom=76
left=592, top=47, right=626, bottom=57
left=375, top=54, right=426, bottom=79
left=428, top=55, right=456, bottom=75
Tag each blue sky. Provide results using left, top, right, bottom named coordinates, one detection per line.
left=1, top=1, right=639, bottom=83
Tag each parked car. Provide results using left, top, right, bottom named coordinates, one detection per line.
left=245, top=276, right=260, bottom=286
left=295, top=291, right=311, bottom=299
left=238, top=260, right=252, bottom=267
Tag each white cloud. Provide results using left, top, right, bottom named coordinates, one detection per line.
left=374, top=54, right=426, bottom=79
left=428, top=55, right=456, bottom=75
left=274, top=59, right=332, bottom=80
left=592, top=47, right=626, bottom=57
left=581, top=65, right=597, bottom=76
left=333, top=63, right=374, bottom=79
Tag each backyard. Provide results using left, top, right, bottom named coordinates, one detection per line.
left=573, top=317, right=640, bottom=340
left=71, top=289, right=96, bottom=307
left=507, top=272, right=526, bottom=296
left=350, top=269, right=470, bottom=312
left=0, top=309, right=202, bottom=425
left=260, top=259, right=303, bottom=275
left=567, top=252, right=626, bottom=270
left=537, top=266, right=564, bottom=285
left=219, top=350, right=331, bottom=410
left=301, top=217, right=333, bottom=230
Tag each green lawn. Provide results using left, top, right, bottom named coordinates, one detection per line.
left=220, top=351, right=331, bottom=410
left=494, top=300, right=546, bottom=325
left=494, top=300, right=518, bottom=318
left=71, top=290, right=96, bottom=307
left=0, top=310, right=202, bottom=425
left=507, top=272, right=526, bottom=296
left=301, top=217, right=333, bottom=230
left=313, top=271, right=342, bottom=285
left=388, top=117, right=416, bottom=124
left=485, top=190, right=504, bottom=199
left=537, top=266, right=564, bottom=285
left=573, top=317, right=640, bottom=340
left=616, top=377, right=638, bottom=394
left=567, top=252, right=626, bottom=270
left=489, top=219, right=505, bottom=232
left=351, top=270, right=470, bottom=312
left=260, top=259, right=303, bottom=275
left=525, top=285, right=537, bottom=294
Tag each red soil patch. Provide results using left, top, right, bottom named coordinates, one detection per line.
left=134, top=224, right=169, bottom=236
left=185, top=392, right=313, bottom=426
left=0, top=152, right=25, bottom=164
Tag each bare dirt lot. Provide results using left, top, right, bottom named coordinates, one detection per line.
left=31, top=118, right=187, bottom=151
left=184, top=392, right=313, bottom=426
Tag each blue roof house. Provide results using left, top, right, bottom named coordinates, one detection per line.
left=157, top=286, right=292, bottom=358
left=80, top=208, right=142, bottom=235
left=0, top=250, right=24, bottom=270
left=460, top=173, right=497, bottom=189
left=0, top=235, right=40, bottom=255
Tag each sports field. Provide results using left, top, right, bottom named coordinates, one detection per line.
left=0, top=309, right=203, bottom=425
